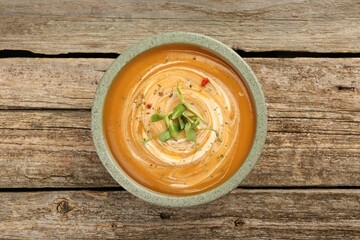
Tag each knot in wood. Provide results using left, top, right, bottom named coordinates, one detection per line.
left=234, top=218, right=245, bottom=227
left=56, top=200, right=72, bottom=214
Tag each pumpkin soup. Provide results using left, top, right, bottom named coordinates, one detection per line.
left=103, top=44, right=255, bottom=195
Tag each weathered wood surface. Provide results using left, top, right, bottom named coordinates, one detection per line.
left=1, top=0, right=360, bottom=54
left=0, top=109, right=359, bottom=188
left=1, top=1, right=359, bottom=238
left=0, top=189, right=359, bottom=239
left=1, top=58, right=359, bottom=110
left=0, top=58, right=106, bottom=109
left=0, top=57, right=359, bottom=187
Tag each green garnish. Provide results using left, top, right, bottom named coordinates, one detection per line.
left=176, top=83, right=205, bottom=122
left=171, top=104, right=185, bottom=119
left=198, top=128, right=222, bottom=142
left=168, top=117, right=180, bottom=138
left=164, top=114, right=171, bottom=127
left=184, top=122, right=196, bottom=141
left=182, top=112, right=194, bottom=123
left=160, top=131, right=171, bottom=142
left=151, top=113, right=165, bottom=122
left=143, top=84, right=221, bottom=147
left=191, top=117, right=200, bottom=129
left=176, top=83, right=185, bottom=102
left=178, top=117, right=185, bottom=130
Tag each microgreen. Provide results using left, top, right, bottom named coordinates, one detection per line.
left=168, top=119, right=180, bottom=138
left=144, top=84, right=222, bottom=151
left=185, top=122, right=196, bottom=141
left=198, top=128, right=222, bottom=142
left=171, top=104, right=185, bottom=119
left=177, top=83, right=205, bottom=122
left=191, top=117, right=200, bottom=129
left=178, top=117, right=185, bottom=130
left=160, top=131, right=171, bottom=142
left=151, top=113, right=165, bottom=122
left=164, top=114, right=171, bottom=127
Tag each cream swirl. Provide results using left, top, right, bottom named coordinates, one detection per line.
left=121, top=63, right=240, bottom=189
left=103, top=44, right=255, bottom=195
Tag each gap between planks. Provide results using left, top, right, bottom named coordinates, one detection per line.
left=2, top=50, right=360, bottom=59
left=0, top=186, right=360, bottom=193
left=0, top=189, right=359, bottom=239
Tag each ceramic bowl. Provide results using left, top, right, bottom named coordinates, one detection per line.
left=91, top=32, right=267, bottom=207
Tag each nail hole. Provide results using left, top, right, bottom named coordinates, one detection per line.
left=337, top=85, right=355, bottom=91
left=111, top=222, right=116, bottom=229
left=160, top=212, right=171, bottom=220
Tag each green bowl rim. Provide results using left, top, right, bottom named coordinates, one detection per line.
left=91, top=32, right=267, bottom=207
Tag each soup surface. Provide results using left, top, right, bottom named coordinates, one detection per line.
left=103, top=44, right=255, bottom=195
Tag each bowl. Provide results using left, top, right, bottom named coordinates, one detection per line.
left=91, top=32, right=267, bottom=207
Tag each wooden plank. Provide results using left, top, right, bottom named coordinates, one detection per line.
left=0, top=189, right=359, bottom=239
left=0, top=57, right=359, bottom=187
left=0, top=58, right=359, bottom=111
left=1, top=0, right=359, bottom=54
left=0, top=110, right=359, bottom=187
left=0, top=110, right=117, bottom=187
left=0, top=58, right=108, bottom=109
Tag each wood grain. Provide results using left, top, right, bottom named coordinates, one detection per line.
left=0, top=57, right=359, bottom=187
left=0, top=58, right=107, bottom=109
left=1, top=58, right=359, bottom=111
left=0, top=109, right=359, bottom=188
left=1, top=2, right=359, bottom=238
left=0, top=189, right=359, bottom=239
left=1, top=0, right=359, bottom=54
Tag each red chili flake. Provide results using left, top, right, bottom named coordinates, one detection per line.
left=201, top=78, right=210, bottom=87
left=146, top=103, right=152, bottom=109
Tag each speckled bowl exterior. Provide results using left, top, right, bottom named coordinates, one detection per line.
left=91, top=32, right=267, bottom=207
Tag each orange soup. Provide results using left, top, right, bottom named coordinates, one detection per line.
left=103, top=44, right=255, bottom=195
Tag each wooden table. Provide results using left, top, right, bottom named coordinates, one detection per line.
left=1, top=1, right=359, bottom=239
